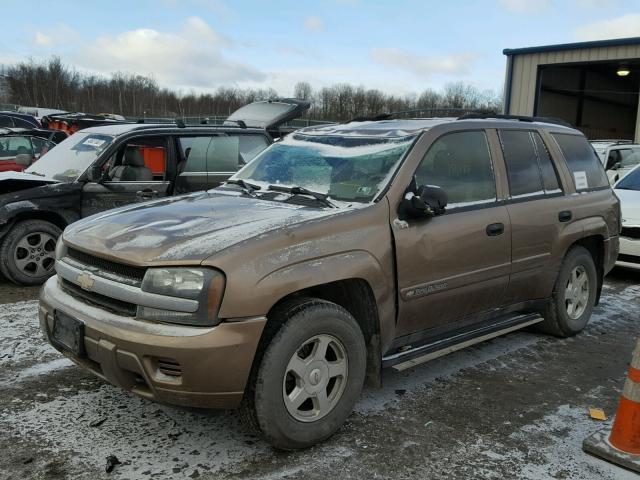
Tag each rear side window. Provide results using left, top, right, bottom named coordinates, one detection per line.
left=533, top=133, right=560, bottom=192
left=499, top=130, right=542, bottom=196
left=238, top=135, right=269, bottom=164
left=552, top=133, right=608, bottom=191
left=178, top=136, right=240, bottom=173
left=499, top=130, right=561, bottom=197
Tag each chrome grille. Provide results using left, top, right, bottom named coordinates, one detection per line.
left=60, top=278, right=137, bottom=317
left=66, top=247, right=146, bottom=287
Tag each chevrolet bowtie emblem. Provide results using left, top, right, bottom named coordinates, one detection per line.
left=77, top=272, right=95, bottom=291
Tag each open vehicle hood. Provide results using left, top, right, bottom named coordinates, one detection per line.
left=64, top=191, right=335, bottom=264
left=0, top=171, right=60, bottom=194
left=224, top=98, right=310, bottom=130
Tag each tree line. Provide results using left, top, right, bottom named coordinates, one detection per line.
left=1, top=57, right=502, bottom=121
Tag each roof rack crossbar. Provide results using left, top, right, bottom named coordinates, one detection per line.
left=457, top=113, right=573, bottom=128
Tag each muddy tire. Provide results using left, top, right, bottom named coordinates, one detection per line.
left=241, top=297, right=366, bottom=450
left=0, top=220, right=61, bottom=286
left=538, top=246, right=597, bottom=337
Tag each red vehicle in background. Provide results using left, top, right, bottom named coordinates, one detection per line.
left=0, top=127, right=68, bottom=172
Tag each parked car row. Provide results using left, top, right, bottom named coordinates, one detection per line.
left=0, top=98, right=310, bottom=284
left=0, top=127, right=68, bottom=172
left=590, top=139, right=640, bottom=184
left=34, top=113, right=620, bottom=449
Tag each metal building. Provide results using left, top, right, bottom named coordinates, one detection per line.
left=503, top=37, right=640, bottom=142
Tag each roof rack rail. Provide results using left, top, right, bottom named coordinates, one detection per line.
left=345, top=108, right=496, bottom=124
left=591, top=139, right=634, bottom=145
left=457, top=113, right=573, bottom=128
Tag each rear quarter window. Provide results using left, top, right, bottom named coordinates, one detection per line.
left=552, top=133, right=609, bottom=191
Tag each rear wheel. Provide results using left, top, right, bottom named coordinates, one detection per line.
left=0, top=220, right=61, bottom=286
left=539, top=246, right=597, bottom=337
left=243, top=298, right=366, bottom=450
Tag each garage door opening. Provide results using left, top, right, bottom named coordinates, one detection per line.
left=535, top=61, right=640, bottom=140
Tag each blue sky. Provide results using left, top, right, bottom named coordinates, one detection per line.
left=2, top=0, right=640, bottom=97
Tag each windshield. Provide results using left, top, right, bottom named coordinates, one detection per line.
left=25, top=132, right=113, bottom=182
left=616, top=167, right=640, bottom=190
left=232, top=133, right=416, bottom=203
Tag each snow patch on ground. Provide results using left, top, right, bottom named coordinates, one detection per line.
left=512, top=404, right=636, bottom=479
left=0, top=300, right=58, bottom=371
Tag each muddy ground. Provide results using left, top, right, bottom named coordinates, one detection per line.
left=1, top=269, right=639, bottom=480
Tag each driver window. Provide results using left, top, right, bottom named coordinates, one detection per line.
left=414, top=131, right=496, bottom=206
left=105, top=136, right=167, bottom=182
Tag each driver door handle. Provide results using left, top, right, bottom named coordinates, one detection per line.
left=136, top=189, right=158, bottom=199
left=486, top=223, right=504, bottom=236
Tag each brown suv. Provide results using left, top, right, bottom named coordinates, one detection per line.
left=40, top=114, right=620, bottom=449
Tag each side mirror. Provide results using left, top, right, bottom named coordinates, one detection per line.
left=87, top=165, right=108, bottom=183
left=400, top=185, right=448, bottom=219
left=14, top=153, right=33, bottom=167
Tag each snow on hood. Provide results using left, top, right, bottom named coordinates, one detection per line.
left=615, top=188, right=640, bottom=226
left=63, top=191, right=336, bottom=264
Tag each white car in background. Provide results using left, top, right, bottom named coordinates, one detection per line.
left=591, top=140, right=640, bottom=184
left=613, top=164, right=640, bottom=270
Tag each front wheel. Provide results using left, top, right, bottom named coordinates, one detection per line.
left=539, top=246, right=597, bottom=337
left=0, top=220, right=61, bottom=285
left=244, top=298, right=366, bottom=450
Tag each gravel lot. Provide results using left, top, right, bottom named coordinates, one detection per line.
left=1, top=269, right=639, bottom=479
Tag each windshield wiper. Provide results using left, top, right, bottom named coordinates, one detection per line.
left=225, top=178, right=261, bottom=197
left=268, top=184, right=336, bottom=208
left=27, top=171, right=45, bottom=177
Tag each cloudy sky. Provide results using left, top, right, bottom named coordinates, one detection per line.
left=2, top=0, right=640, bottom=97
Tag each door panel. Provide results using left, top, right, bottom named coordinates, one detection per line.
left=81, top=181, right=171, bottom=217
left=393, top=129, right=511, bottom=337
left=393, top=206, right=511, bottom=336
left=504, top=196, right=569, bottom=304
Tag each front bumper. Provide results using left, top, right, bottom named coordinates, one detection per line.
left=617, top=235, right=640, bottom=270
left=39, top=276, right=266, bottom=409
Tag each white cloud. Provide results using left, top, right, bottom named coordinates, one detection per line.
left=371, top=48, right=479, bottom=78
left=32, top=25, right=79, bottom=48
left=75, top=17, right=265, bottom=90
left=575, top=13, right=640, bottom=40
left=498, top=0, right=552, bottom=14
left=304, top=16, right=326, bottom=32
left=34, top=32, right=52, bottom=46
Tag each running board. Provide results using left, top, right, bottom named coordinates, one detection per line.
left=383, top=313, right=543, bottom=372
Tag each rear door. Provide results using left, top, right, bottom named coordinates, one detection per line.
left=174, top=133, right=270, bottom=194
left=497, top=129, right=568, bottom=304
left=81, top=135, right=173, bottom=217
left=393, top=129, right=512, bottom=337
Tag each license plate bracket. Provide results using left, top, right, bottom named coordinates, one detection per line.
left=52, top=311, right=85, bottom=357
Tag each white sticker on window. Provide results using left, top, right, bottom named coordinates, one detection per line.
left=574, top=171, right=588, bottom=190
left=83, top=138, right=106, bottom=147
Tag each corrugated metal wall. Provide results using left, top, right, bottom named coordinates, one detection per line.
left=507, top=45, right=640, bottom=116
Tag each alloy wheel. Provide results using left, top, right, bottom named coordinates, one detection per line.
left=282, top=334, right=349, bottom=422
left=13, top=232, right=57, bottom=278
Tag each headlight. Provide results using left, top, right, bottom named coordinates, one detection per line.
left=142, top=268, right=205, bottom=299
left=138, top=268, right=225, bottom=326
left=55, top=236, right=67, bottom=260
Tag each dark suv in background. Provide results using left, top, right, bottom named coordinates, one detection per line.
left=0, top=99, right=309, bottom=285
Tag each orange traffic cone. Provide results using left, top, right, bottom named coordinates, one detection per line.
left=583, top=339, right=640, bottom=472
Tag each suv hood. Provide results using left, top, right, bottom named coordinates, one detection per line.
left=64, top=191, right=336, bottom=264
left=224, top=98, right=310, bottom=130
